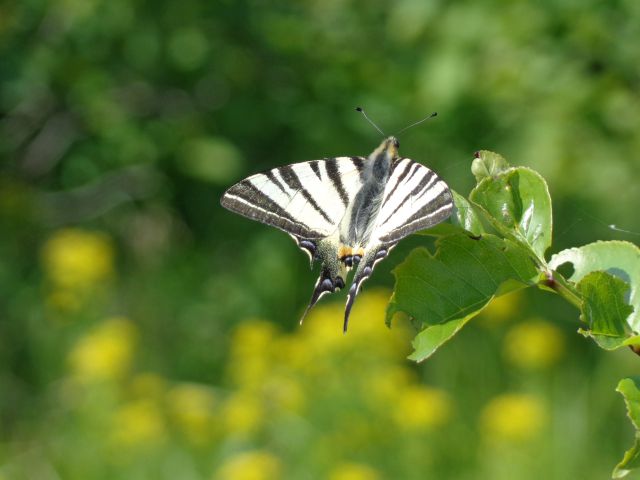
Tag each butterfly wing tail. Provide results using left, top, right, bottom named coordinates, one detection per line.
left=343, top=244, right=395, bottom=332
left=299, top=262, right=347, bottom=325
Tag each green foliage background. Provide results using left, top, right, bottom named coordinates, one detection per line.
left=1, top=0, right=639, bottom=478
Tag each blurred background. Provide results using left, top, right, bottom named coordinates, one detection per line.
left=1, top=0, right=639, bottom=478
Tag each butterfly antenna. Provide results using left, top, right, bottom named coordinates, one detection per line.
left=355, top=107, right=386, bottom=137
left=609, top=224, right=640, bottom=236
left=395, top=112, right=438, bottom=136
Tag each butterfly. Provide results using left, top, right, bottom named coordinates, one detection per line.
left=220, top=135, right=453, bottom=331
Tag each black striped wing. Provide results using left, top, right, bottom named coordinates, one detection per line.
left=221, top=157, right=366, bottom=240
left=372, top=157, right=453, bottom=244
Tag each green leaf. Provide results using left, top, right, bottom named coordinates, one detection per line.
left=576, top=271, right=638, bottom=350
left=470, top=166, right=553, bottom=260
left=471, top=150, right=510, bottom=182
left=407, top=303, right=491, bottom=362
left=386, top=233, right=539, bottom=361
left=450, top=190, right=484, bottom=236
left=418, top=190, right=484, bottom=237
left=549, top=241, right=640, bottom=331
left=613, top=378, right=640, bottom=478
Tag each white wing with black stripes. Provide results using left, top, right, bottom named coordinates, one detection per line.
left=220, top=136, right=453, bottom=332
left=221, top=156, right=366, bottom=240
left=374, top=157, right=452, bottom=243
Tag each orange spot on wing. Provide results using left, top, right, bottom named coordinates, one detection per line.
left=338, top=245, right=353, bottom=259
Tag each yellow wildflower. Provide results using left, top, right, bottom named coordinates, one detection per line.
left=214, top=450, right=281, bottom=480
left=68, top=317, right=137, bottom=382
left=220, top=391, right=263, bottom=437
left=301, top=301, right=347, bottom=354
left=328, top=462, right=380, bottom=480
left=271, top=335, right=310, bottom=371
left=109, top=399, right=166, bottom=448
left=167, top=383, right=217, bottom=445
left=478, top=290, right=523, bottom=327
left=392, top=385, right=452, bottom=430
left=228, top=319, right=278, bottom=387
left=503, top=318, right=565, bottom=369
left=302, top=289, right=409, bottom=359
left=262, top=375, right=305, bottom=413
left=41, top=228, right=114, bottom=289
left=366, top=366, right=413, bottom=405
left=480, top=393, right=546, bottom=442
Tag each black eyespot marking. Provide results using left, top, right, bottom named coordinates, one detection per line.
left=375, top=249, right=387, bottom=260
left=344, top=256, right=353, bottom=267
left=299, top=240, right=317, bottom=255
left=353, top=255, right=362, bottom=264
left=335, top=276, right=345, bottom=290
left=321, top=278, right=333, bottom=291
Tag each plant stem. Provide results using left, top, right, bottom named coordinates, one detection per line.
left=539, top=270, right=583, bottom=310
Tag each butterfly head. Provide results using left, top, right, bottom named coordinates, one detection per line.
left=371, top=136, right=399, bottom=161
left=386, top=136, right=400, bottom=154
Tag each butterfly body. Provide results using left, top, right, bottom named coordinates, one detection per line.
left=221, top=136, right=453, bottom=331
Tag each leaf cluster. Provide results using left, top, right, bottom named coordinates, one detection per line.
left=387, top=151, right=640, bottom=477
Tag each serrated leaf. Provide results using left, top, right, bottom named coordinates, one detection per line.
left=386, top=233, right=539, bottom=361
left=470, top=166, right=553, bottom=260
left=577, top=271, right=637, bottom=350
left=549, top=241, right=640, bottom=331
left=471, top=150, right=510, bottom=182
left=419, top=190, right=484, bottom=237
left=613, top=378, right=640, bottom=478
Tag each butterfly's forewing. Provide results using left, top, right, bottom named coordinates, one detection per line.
left=373, top=157, right=453, bottom=243
left=221, top=156, right=366, bottom=240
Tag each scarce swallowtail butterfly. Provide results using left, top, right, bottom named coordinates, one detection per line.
left=221, top=133, right=453, bottom=332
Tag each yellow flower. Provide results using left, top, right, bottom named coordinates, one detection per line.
left=301, top=289, right=410, bottom=359
left=328, top=462, right=380, bottom=480
left=503, top=318, right=565, bottom=369
left=109, top=399, right=166, bottom=448
left=392, top=385, right=452, bottom=430
left=480, top=393, right=546, bottom=442
left=220, top=391, right=263, bottom=437
left=68, top=317, right=137, bottom=382
left=478, top=290, right=523, bottom=327
left=228, top=320, right=278, bottom=387
left=271, top=335, right=310, bottom=371
left=262, top=375, right=305, bottom=413
left=301, top=301, right=347, bottom=353
left=167, top=383, right=217, bottom=445
left=41, top=228, right=114, bottom=289
left=366, top=366, right=413, bottom=405
left=214, top=450, right=281, bottom=480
